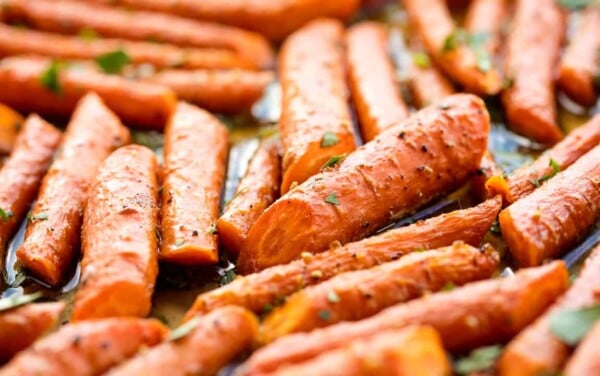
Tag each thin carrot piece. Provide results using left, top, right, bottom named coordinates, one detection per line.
left=0, top=103, right=23, bottom=155
left=465, top=0, right=508, bottom=54
left=471, top=151, right=502, bottom=201
left=407, top=56, right=455, bottom=108
left=565, top=320, right=600, bottom=376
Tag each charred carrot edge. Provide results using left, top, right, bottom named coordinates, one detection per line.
left=0, top=103, right=23, bottom=155
left=464, top=0, right=508, bottom=54
left=0, top=57, right=176, bottom=129
left=2, top=0, right=274, bottom=69
left=238, top=261, right=568, bottom=375
left=346, top=22, right=409, bottom=142
left=258, top=242, right=499, bottom=345
left=268, top=326, right=451, bottom=376
left=0, top=301, right=65, bottom=362
left=160, top=102, right=229, bottom=264
left=278, top=19, right=356, bottom=194
left=498, top=244, right=600, bottom=375
left=217, top=136, right=280, bottom=256
left=237, top=94, right=490, bottom=273
left=144, top=69, right=274, bottom=114
left=501, top=0, right=565, bottom=144
left=0, top=115, right=61, bottom=256
left=71, top=145, right=159, bottom=321
left=407, top=55, right=455, bottom=108
left=106, top=306, right=258, bottom=376
left=184, top=196, right=502, bottom=320
left=0, top=318, right=166, bottom=375
left=565, top=320, right=600, bottom=376
left=486, top=115, right=600, bottom=204
left=471, top=151, right=502, bottom=201
left=16, top=93, right=130, bottom=286
left=499, top=145, right=600, bottom=267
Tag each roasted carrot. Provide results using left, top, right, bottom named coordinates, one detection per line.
left=217, top=136, right=280, bottom=256
left=471, top=151, right=502, bottom=201
left=1, top=0, right=274, bottom=69
left=501, top=0, right=565, bottom=144
left=106, top=307, right=258, bottom=376
left=0, top=301, right=64, bottom=363
left=0, top=115, right=61, bottom=258
left=565, top=320, right=600, bottom=376
left=259, top=242, right=499, bottom=344
left=346, top=22, right=409, bottom=142
left=184, top=197, right=501, bottom=320
left=237, top=94, right=490, bottom=273
left=0, top=318, right=166, bottom=376
left=407, top=55, right=455, bottom=108
left=278, top=19, right=356, bottom=194
left=499, top=145, right=600, bottom=267
left=238, top=261, right=568, bottom=375
left=16, top=93, right=130, bottom=286
left=465, top=0, right=507, bottom=54
left=0, top=103, right=23, bottom=155
left=0, top=57, right=176, bottom=129
left=160, top=102, right=228, bottom=264
left=267, top=326, right=451, bottom=376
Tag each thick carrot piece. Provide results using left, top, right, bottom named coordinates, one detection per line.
left=268, top=326, right=451, bottom=376
left=0, top=115, right=61, bottom=257
left=0, top=57, right=176, bottom=129
left=106, top=307, right=258, bottom=376
left=499, top=145, right=600, bottom=267
left=16, top=93, right=130, bottom=286
left=471, top=151, right=502, bottom=201
left=160, top=102, right=228, bottom=264
left=259, top=242, right=499, bottom=345
left=408, top=57, right=455, bottom=108
left=239, top=261, right=568, bottom=375
left=217, top=136, right=280, bottom=256
left=0, top=318, right=166, bottom=376
left=565, top=320, right=600, bottom=376
left=184, top=197, right=502, bottom=320
left=0, top=103, right=23, bottom=155
left=347, top=22, right=408, bottom=142
left=0, top=301, right=64, bottom=363
left=238, top=93, right=489, bottom=273
left=465, top=0, right=507, bottom=54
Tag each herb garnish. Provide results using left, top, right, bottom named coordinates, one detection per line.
left=321, top=154, right=345, bottom=170
left=327, top=291, right=340, bottom=304
left=167, top=316, right=201, bottom=341
left=324, top=192, right=340, bottom=205
left=549, top=304, right=600, bottom=345
left=0, top=291, right=43, bottom=312
left=39, top=60, right=63, bottom=94
left=0, top=208, right=13, bottom=222
left=318, top=310, right=331, bottom=321
left=321, top=132, right=339, bottom=147
left=28, top=212, right=49, bottom=222
left=442, top=29, right=492, bottom=73
left=530, top=158, right=561, bottom=187
left=454, top=345, right=503, bottom=375
left=412, top=52, right=431, bottom=68
left=441, top=281, right=455, bottom=291
left=556, top=0, right=594, bottom=10
left=78, top=28, right=98, bottom=41
left=95, top=49, right=130, bottom=74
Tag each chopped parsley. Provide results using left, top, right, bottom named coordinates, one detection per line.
left=321, top=132, right=339, bottom=148
left=78, top=28, right=98, bottom=41
left=324, top=192, right=340, bottom=205
left=0, top=208, right=13, bottom=222
left=454, top=345, right=503, bottom=375
left=441, top=281, right=455, bottom=291
left=167, top=316, right=201, bottom=341
left=95, top=49, right=130, bottom=74
left=175, top=239, right=185, bottom=247
left=530, top=158, right=561, bottom=187
left=442, top=29, right=492, bottom=73
left=549, top=304, right=600, bottom=345
left=327, top=291, right=340, bottom=304
left=412, top=52, right=431, bottom=68
left=321, top=154, right=345, bottom=170
left=556, top=0, right=593, bottom=9
left=28, top=212, right=48, bottom=222
left=317, top=310, right=332, bottom=321
left=39, top=61, right=63, bottom=94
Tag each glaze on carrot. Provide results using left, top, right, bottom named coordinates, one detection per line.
left=407, top=55, right=455, bottom=108
left=0, top=103, right=23, bottom=155
left=565, top=320, right=600, bottom=376
left=471, top=151, right=502, bottom=201
left=16, top=93, right=130, bottom=286
left=465, top=0, right=507, bottom=54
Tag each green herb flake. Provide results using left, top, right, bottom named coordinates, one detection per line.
left=549, top=304, right=600, bottom=345
left=441, top=281, right=455, bottom=291
left=321, top=132, right=339, bottom=148
left=219, top=269, right=236, bottom=286
left=0, top=208, right=13, bottom=222
left=167, top=315, right=201, bottom=341
left=78, top=28, right=98, bottom=42
left=549, top=158, right=561, bottom=174
left=324, top=192, right=340, bottom=206
left=475, top=49, right=492, bottom=73
left=28, top=212, right=49, bottom=222
left=95, top=49, right=130, bottom=74
left=490, top=220, right=501, bottom=235
left=327, top=291, right=341, bottom=304
left=442, top=29, right=469, bottom=52
left=318, top=310, right=331, bottom=321
left=412, top=52, right=431, bottom=68
left=0, top=291, right=43, bottom=312
left=262, top=303, right=274, bottom=314
left=556, top=0, right=592, bottom=10
left=39, top=61, right=63, bottom=94
left=454, top=345, right=503, bottom=375
left=175, top=239, right=185, bottom=247
left=321, top=154, right=346, bottom=170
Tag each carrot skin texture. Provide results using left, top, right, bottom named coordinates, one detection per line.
left=238, top=93, right=490, bottom=273
left=565, top=320, right=600, bottom=376
left=160, top=102, right=229, bottom=264
left=217, top=136, right=280, bottom=256
left=465, top=0, right=507, bottom=54
left=499, top=145, right=600, bottom=267
left=408, top=60, right=455, bottom=108
left=184, top=197, right=502, bottom=320
left=471, top=151, right=502, bottom=201
left=16, top=93, right=130, bottom=286
left=239, top=261, right=569, bottom=375
left=0, top=103, right=23, bottom=155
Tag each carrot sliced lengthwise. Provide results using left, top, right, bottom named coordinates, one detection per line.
left=217, top=136, right=280, bottom=256
left=184, top=197, right=502, bottom=320
left=160, top=102, right=229, bottom=264
left=0, top=103, right=23, bottom=155
left=259, top=242, right=499, bottom=345
left=464, top=0, right=507, bottom=54
left=502, top=0, right=565, bottom=144
left=0, top=57, right=176, bottom=129
left=499, top=145, right=600, bottom=267
left=346, top=22, right=409, bottom=142
left=565, top=320, right=600, bottom=376
left=107, top=307, right=258, bottom=376
left=16, top=93, right=130, bottom=287
left=238, top=94, right=490, bottom=273
left=0, top=318, right=166, bottom=376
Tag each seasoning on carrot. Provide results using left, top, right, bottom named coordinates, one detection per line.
left=0, top=103, right=23, bottom=155
left=471, top=151, right=502, bottom=201
left=407, top=52, right=455, bottom=108
left=464, top=0, right=508, bottom=54
left=160, top=102, right=229, bottom=264
left=564, top=320, right=600, bottom=376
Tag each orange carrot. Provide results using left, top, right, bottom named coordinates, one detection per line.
left=407, top=54, right=455, bottom=108
left=0, top=103, right=23, bottom=155
left=565, top=320, right=600, bottom=376
left=471, top=151, right=502, bottom=201
left=465, top=0, right=508, bottom=54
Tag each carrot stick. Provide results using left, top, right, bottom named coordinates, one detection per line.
left=259, top=242, right=500, bottom=345
left=565, top=319, right=600, bottom=376
left=237, top=93, right=490, bottom=273
left=184, top=197, right=502, bottom=320
left=471, top=151, right=502, bottom=201
left=160, top=102, right=229, bottom=264
left=16, top=93, right=130, bottom=286
left=278, top=19, right=356, bottom=194
left=0, top=103, right=23, bottom=155
left=346, top=22, right=409, bottom=142
left=217, top=136, right=280, bottom=256
left=465, top=0, right=508, bottom=54
left=407, top=55, right=455, bottom=108
left=499, top=145, right=600, bottom=267
left=238, top=261, right=569, bottom=375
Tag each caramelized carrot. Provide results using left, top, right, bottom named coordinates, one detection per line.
left=237, top=94, right=490, bottom=273
left=106, top=307, right=258, bottom=376
left=465, top=0, right=508, bottom=54
left=0, top=318, right=166, bottom=376
left=501, top=0, right=565, bottom=144
left=0, top=301, right=64, bottom=362
left=239, top=261, right=568, bottom=375
left=217, top=136, right=280, bottom=256
left=184, top=197, right=502, bottom=320
left=259, top=243, right=499, bottom=344
left=16, top=93, right=130, bottom=286
left=278, top=19, right=356, bottom=194
left=499, top=145, right=600, bottom=267
left=407, top=55, right=455, bottom=108
left=471, top=151, right=502, bottom=201
left=347, top=22, right=409, bottom=142
left=160, top=102, right=228, bottom=264
left=565, top=320, right=600, bottom=376
left=0, top=103, right=23, bottom=155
